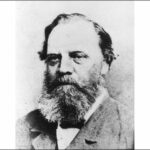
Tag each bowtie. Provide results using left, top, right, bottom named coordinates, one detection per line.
left=59, top=119, right=85, bottom=129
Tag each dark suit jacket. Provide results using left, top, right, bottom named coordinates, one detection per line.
left=16, top=97, right=134, bottom=149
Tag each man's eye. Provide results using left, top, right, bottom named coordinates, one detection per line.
left=73, top=55, right=83, bottom=59
left=72, top=55, right=88, bottom=64
left=46, top=57, right=60, bottom=66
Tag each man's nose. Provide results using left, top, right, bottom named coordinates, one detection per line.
left=58, top=57, right=73, bottom=75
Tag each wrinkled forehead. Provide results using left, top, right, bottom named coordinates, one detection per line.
left=47, top=20, right=101, bottom=54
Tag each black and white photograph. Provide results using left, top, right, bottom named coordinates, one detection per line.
left=15, top=1, right=134, bottom=149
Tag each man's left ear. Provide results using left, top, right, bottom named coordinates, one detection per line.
left=101, top=61, right=109, bottom=75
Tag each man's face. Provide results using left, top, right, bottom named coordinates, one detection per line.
left=39, top=20, right=107, bottom=124
left=47, top=20, right=103, bottom=90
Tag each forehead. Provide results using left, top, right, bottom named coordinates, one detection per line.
left=47, top=20, right=101, bottom=55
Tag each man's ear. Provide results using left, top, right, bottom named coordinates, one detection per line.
left=101, top=61, right=109, bottom=75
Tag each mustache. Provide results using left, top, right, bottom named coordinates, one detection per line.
left=45, top=75, right=95, bottom=103
left=49, top=76, right=82, bottom=91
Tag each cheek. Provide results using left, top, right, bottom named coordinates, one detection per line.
left=88, top=64, right=101, bottom=82
left=75, top=62, right=101, bottom=84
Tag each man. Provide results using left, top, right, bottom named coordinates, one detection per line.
left=16, top=13, right=134, bottom=149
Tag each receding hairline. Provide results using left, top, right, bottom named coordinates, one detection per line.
left=50, top=13, right=103, bottom=36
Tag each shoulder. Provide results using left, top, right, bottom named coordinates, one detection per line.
left=16, top=109, right=44, bottom=133
left=110, top=98, right=134, bottom=132
left=16, top=109, right=57, bottom=149
left=93, top=97, right=134, bottom=148
left=16, top=111, right=33, bottom=149
left=109, top=98, right=134, bottom=148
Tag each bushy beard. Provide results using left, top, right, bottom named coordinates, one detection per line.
left=38, top=70, right=105, bottom=125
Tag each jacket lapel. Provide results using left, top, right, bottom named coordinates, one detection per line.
left=66, top=97, right=121, bottom=149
